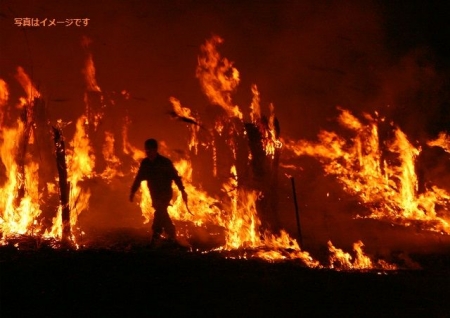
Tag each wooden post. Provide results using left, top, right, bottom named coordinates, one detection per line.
left=289, top=176, right=303, bottom=248
left=52, top=127, right=71, bottom=242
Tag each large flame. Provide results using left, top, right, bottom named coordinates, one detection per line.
left=45, top=116, right=95, bottom=240
left=0, top=120, right=42, bottom=242
left=1, top=36, right=403, bottom=270
left=196, top=35, right=242, bottom=119
left=285, top=108, right=450, bottom=233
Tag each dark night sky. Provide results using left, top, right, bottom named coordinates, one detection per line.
left=1, top=0, right=450, bottom=148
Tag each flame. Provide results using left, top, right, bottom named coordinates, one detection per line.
left=0, top=79, right=8, bottom=107
left=249, top=84, right=261, bottom=123
left=285, top=108, right=450, bottom=233
left=264, top=103, right=282, bottom=157
left=0, top=120, right=42, bottom=241
left=0, top=36, right=401, bottom=270
left=15, top=67, right=40, bottom=102
left=427, top=132, right=450, bottom=153
left=81, top=36, right=101, bottom=93
left=46, top=116, right=95, bottom=240
left=122, top=116, right=145, bottom=163
left=67, top=116, right=94, bottom=229
left=101, top=131, right=123, bottom=181
left=328, top=240, right=396, bottom=270
left=196, top=35, right=242, bottom=119
left=169, top=97, right=200, bottom=154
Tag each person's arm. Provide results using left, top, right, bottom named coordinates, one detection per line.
left=129, top=161, right=145, bottom=202
left=170, top=161, right=188, bottom=202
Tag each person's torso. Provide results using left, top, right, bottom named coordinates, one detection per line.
left=140, top=156, right=175, bottom=197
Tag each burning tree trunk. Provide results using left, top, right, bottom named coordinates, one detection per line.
left=52, top=127, right=71, bottom=241
left=244, top=115, right=282, bottom=232
left=15, top=102, right=33, bottom=203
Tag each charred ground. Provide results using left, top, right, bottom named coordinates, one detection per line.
left=1, top=240, right=450, bottom=317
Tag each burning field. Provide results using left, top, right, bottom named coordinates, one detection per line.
left=1, top=0, right=450, bottom=316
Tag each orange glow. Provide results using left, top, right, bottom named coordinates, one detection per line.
left=45, top=116, right=95, bottom=241
left=101, top=131, right=123, bottom=181
left=249, top=84, right=261, bottom=123
left=0, top=120, right=42, bottom=243
left=0, top=79, right=8, bottom=107
left=328, top=240, right=396, bottom=270
left=285, top=108, right=450, bottom=233
left=427, top=132, right=450, bottom=153
left=15, top=67, right=41, bottom=103
left=81, top=36, right=101, bottom=93
left=196, top=35, right=243, bottom=119
left=169, top=97, right=200, bottom=154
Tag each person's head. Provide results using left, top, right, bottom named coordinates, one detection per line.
left=144, top=138, right=158, bottom=160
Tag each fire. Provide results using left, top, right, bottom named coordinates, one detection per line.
left=101, top=131, right=123, bottom=181
left=67, top=116, right=95, bottom=227
left=45, top=116, right=95, bottom=240
left=0, top=79, right=8, bottom=107
left=249, top=84, right=261, bottom=123
left=15, top=66, right=41, bottom=102
left=0, top=35, right=406, bottom=271
left=196, top=35, right=243, bottom=119
left=122, top=116, right=145, bottom=163
left=0, top=70, right=44, bottom=243
left=284, top=107, right=450, bottom=233
left=428, top=132, right=450, bottom=153
left=81, top=36, right=101, bottom=93
left=169, top=97, right=200, bottom=154
left=328, top=240, right=396, bottom=270
left=0, top=120, right=42, bottom=242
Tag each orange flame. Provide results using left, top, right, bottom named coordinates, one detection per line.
left=101, top=131, right=123, bottom=181
left=328, top=240, right=396, bottom=270
left=249, top=84, right=261, bottom=123
left=45, top=116, right=95, bottom=241
left=81, top=36, right=101, bottom=93
left=427, top=132, right=450, bottom=153
left=169, top=97, right=200, bottom=154
left=0, top=79, right=8, bottom=107
left=0, top=120, right=42, bottom=242
left=285, top=108, right=450, bottom=233
left=196, top=35, right=242, bottom=119
left=14, top=67, right=40, bottom=103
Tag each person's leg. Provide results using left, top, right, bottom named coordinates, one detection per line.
left=151, top=207, right=164, bottom=246
left=153, top=200, right=176, bottom=240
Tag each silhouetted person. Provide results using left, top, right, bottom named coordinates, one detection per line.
left=129, top=138, right=187, bottom=246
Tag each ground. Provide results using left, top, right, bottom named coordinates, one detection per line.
left=1, top=230, right=450, bottom=317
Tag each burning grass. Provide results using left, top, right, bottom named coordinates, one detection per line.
left=1, top=36, right=450, bottom=271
